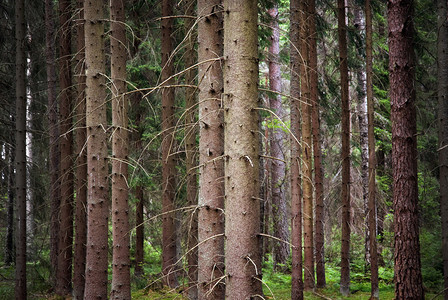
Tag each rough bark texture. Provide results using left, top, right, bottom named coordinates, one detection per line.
left=223, top=0, right=262, bottom=297
left=197, top=1, right=225, bottom=298
left=84, top=0, right=109, bottom=298
left=366, top=0, right=379, bottom=296
left=338, top=0, right=351, bottom=295
left=161, top=0, right=178, bottom=288
left=438, top=0, right=448, bottom=298
left=57, top=0, right=74, bottom=295
left=290, top=0, right=303, bottom=298
left=184, top=1, right=198, bottom=298
left=388, top=0, right=424, bottom=297
left=15, top=0, right=27, bottom=297
left=73, top=1, right=87, bottom=298
left=110, top=0, right=131, bottom=298
left=300, top=0, right=315, bottom=290
left=5, top=143, right=14, bottom=266
left=268, top=5, right=290, bottom=269
left=309, top=0, right=325, bottom=288
left=45, top=0, right=60, bottom=286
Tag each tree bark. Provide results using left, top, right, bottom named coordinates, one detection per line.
left=46, top=0, right=60, bottom=287
left=388, top=0, right=424, bottom=297
left=223, top=0, right=262, bottom=297
left=183, top=1, right=198, bottom=298
left=309, top=0, right=325, bottom=288
left=57, top=0, right=74, bottom=295
left=438, top=0, right=448, bottom=298
left=290, top=0, right=303, bottom=298
left=338, top=0, right=351, bottom=295
left=161, top=0, right=178, bottom=288
left=15, top=0, right=27, bottom=297
left=197, top=1, right=225, bottom=298
left=366, top=0, right=379, bottom=296
left=84, top=0, right=109, bottom=298
left=267, top=5, right=290, bottom=269
left=110, top=0, right=131, bottom=298
left=73, top=1, right=87, bottom=298
left=5, top=142, right=14, bottom=266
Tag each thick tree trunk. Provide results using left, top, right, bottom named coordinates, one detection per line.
left=110, top=0, right=131, bottom=298
left=388, top=0, right=424, bottom=297
left=290, top=0, right=303, bottom=298
left=366, top=0, right=379, bottom=297
left=338, top=0, right=351, bottom=295
left=267, top=5, right=289, bottom=269
left=197, top=1, right=225, bottom=298
left=183, top=1, right=198, bottom=298
left=56, top=0, right=74, bottom=295
left=223, top=0, right=262, bottom=297
left=161, top=0, right=178, bottom=288
left=84, top=0, right=109, bottom=298
left=73, top=1, right=87, bottom=298
left=45, top=0, right=60, bottom=287
left=15, top=0, right=27, bottom=297
left=309, top=0, right=325, bottom=288
left=438, top=0, right=448, bottom=298
left=300, top=0, right=315, bottom=290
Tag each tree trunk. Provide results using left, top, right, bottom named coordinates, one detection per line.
left=438, top=0, right=448, bottom=298
left=56, top=0, right=74, bottom=295
left=73, top=0, right=87, bottom=298
left=388, top=0, right=424, bottom=297
left=161, top=0, right=178, bottom=288
left=197, top=1, right=225, bottom=298
left=183, top=1, right=198, bottom=298
left=46, top=0, right=60, bottom=287
left=267, top=5, right=289, bottom=269
left=110, top=0, right=131, bottom=298
left=84, top=0, right=109, bottom=298
left=5, top=142, right=14, bottom=266
left=300, top=0, right=315, bottom=290
left=223, top=0, right=262, bottom=297
left=366, top=0, right=379, bottom=296
left=290, top=0, right=303, bottom=298
left=309, top=0, right=325, bottom=288
left=15, top=0, right=27, bottom=297
left=353, top=1, right=370, bottom=269
left=338, top=0, right=351, bottom=295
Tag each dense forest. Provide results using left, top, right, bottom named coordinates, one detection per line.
left=0, top=0, right=446, bottom=299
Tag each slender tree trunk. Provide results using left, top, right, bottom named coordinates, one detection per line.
left=309, top=0, right=325, bottom=288
left=73, top=1, right=87, bottom=298
left=338, top=0, right=351, bottom=295
left=267, top=5, right=289, bottom=269
left=15, top=0, right=27, bottom=297
left=5, top=142, right=15, bottom=266
left=46, top=0, right=60, bottom=287
left=290, top=0, right=303, bottom=298
left=366, top=0, right=379, bottom=296
left=197, top=1, right=225, bottom=298
left=223, top=0, right=262, bottom=297
left=84, top=0, right=109, bottom=298
left=438, top=0, right=448, bottom=298
left=183, top=1, right=198, bottom=297
left=161, top=0, right=178, bottom=288
left=57, top=0, right=74, bottom=295
left=353, top=1, right=370, bottom=268
left=110, top=0, right=131, bottom=298
left=388, top=0, right=424, bottom=297
left=300, top=0, right=315, bottom=290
